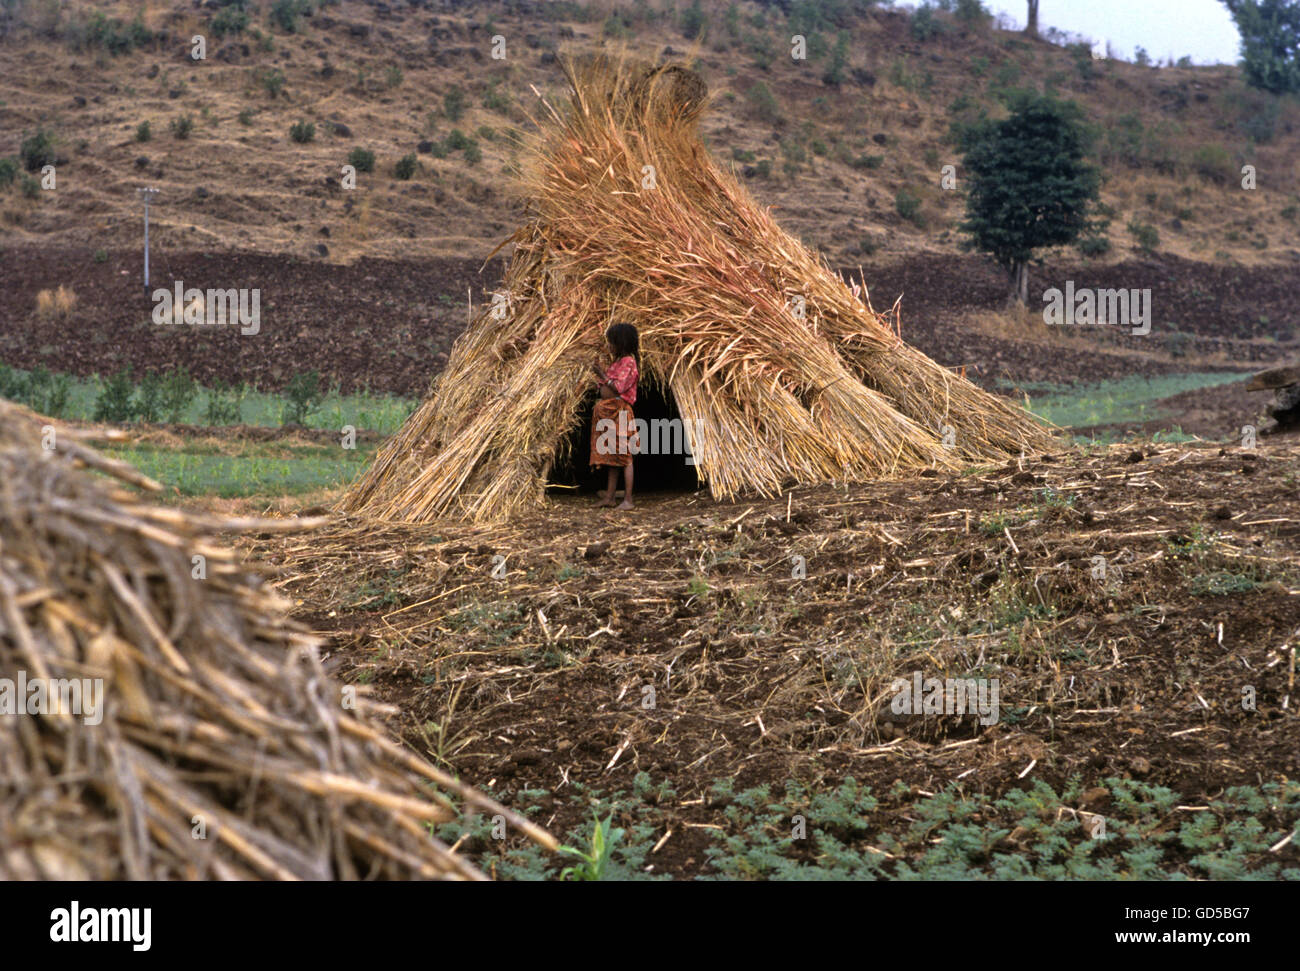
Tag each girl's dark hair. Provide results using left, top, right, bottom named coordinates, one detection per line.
left=606, top=322, right=639, bottom=363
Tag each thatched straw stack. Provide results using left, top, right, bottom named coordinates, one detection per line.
left=343, top=55, right=1053, bottom=524
left=0, top=402, right=553, bottom=879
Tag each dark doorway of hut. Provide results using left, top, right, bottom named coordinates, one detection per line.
left=548, top=380, right=702, bottom=498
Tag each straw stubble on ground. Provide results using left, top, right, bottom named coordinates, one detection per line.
left=259, top=438, right=1300, bottom=877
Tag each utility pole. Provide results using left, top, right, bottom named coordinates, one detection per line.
left=137, top=186, right=159, bottom=298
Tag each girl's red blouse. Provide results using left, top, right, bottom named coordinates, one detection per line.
left=605, top=356, right=638, bottom=405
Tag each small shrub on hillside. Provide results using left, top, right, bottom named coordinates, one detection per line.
left=347, top=147, right=375, bottom=172
left=393, top=153, right=417, bottom=180
left=67, top=12, right=152, bottom=55
left=0, top=157, right=17, bottom=186
left=910, top=4, right=943, bottom=42
left=1188, top=144, right=1232, bottom=185
left=482, top=81, right=510, bottom=114
left=212, top=6, right=250, bottom=37
left=255, top=66, right=286, bottom=98
left=170, top=115, right=194, bottom=140
left=384, top=65, right=403, bottom=89
left=20, top=130, right=55, bottom=172
left=289, top=120, right=315, bottom=143
left=445, top=129, right=471, bottom=151
left=463, top=141, right=483, bottom=166
left=19, top=175, right=40, bottom=199
left=745, top=81, right=782, bottom=124
left=1127, top=219, right=1159, bottom=254
left=444, top=86, right=467, bottom=121
left=1077, top=233, right=1111, bottom=257
left=269, top=0, right=311, bottom=34
left=680, top=0, right=707, bottom=40
left=852, top=154, right=884, bottom=170
left=955, top=0, right=991, bottom=25
left=895, top=187, right=924, bottom=226
left=134, top=120, right=151, bottom=143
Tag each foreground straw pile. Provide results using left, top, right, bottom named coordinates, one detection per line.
left=343, top=55, right=1053, bottom=524
left=0, top=402, right=552, bottom=879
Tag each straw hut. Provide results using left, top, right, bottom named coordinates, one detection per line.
left=343, top=56, right=1053, bottom=524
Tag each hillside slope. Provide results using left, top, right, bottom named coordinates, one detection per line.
left=1, top=0, right=1299, bottom=270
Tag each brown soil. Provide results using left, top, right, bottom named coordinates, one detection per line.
left=3, top=245, right=1294, bottom=401
left=249, top=438, right=1300, bottom=878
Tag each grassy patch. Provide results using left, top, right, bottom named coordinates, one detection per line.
left=102, top=441, right=370, bottom=498
left=1020, top=372, right=1243, bottom=430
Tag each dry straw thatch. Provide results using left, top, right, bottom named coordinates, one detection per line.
left=343, top=55, right=1053, bottom=524
left=0, top=402, right=553, bottom=879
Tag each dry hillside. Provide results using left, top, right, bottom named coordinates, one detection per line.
left=1, top=0, right=1299, bottom=267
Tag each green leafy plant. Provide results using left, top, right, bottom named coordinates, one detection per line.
left=289, top=120, right=315, bottom=143
left=559, top=811, right=623, bottom=881
left=93, top=368, right=138, bottom=423
left=204, top=379, right=245, bottom=425
left=159, top=365, right=198, bottom=423
left=135, top=369, right=163, bottom=423
left=283, top=370, right=323, bottom=425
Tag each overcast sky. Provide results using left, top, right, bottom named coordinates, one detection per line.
left=983, top=0, right=1241, bottom=65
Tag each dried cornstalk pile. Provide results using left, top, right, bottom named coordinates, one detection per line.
left=343, top=55, right=1053, bottom=524
left=0, top=402, right=553, bottom=879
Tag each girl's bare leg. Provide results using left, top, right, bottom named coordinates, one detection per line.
left=618, top=463, right=634, bottom=510
left=597, top=467, right=618, bottom=507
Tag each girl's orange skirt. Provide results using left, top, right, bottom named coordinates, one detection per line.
left=590, top=398, right=639, bottom=469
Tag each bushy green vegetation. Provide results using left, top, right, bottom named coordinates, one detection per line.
left=347, top=147, right=375, bottom=172
left=19, top=129, right=55, bottom=172
left=211, top=6, right=250, bottom=37
left=289, top=120, right=315, bottom=144
left=0, top=365, right=414, bottom=433
left=63, top=10, right=153, bottom=55
left=393, top=152, right=417, bottom=180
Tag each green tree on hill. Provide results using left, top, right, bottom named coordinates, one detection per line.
left=955, top=91, right=1102, bottom=305
left=1221, top=0, right=1300, bottom=94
